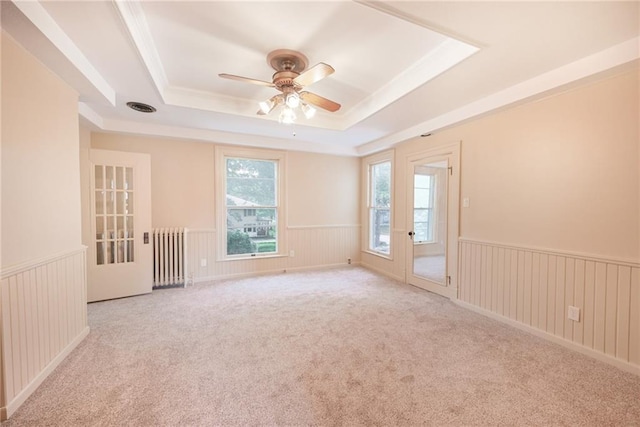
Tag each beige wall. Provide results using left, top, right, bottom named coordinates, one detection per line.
left=287, top=151, right=359, bottom=226
left=362, top=66, right=639, bottom=373
left=88, top=133, right=361, bottom=280
left=392, top=68, right=639, bottom=261
left=90, top=133, right=360, bottom=229
left=456, top=70, right=639, bottom=260
left=1, top=33, right=82, bottom=267
left=91, top=133, right=216, bottom=229
left=1, top=32, right=88, bottom=420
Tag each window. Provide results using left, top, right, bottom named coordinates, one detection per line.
left=366, top=153, right=393, bottom=256
left=413, top=173, right=435, bottom=242
left=216, top=148, right=287, bottom=259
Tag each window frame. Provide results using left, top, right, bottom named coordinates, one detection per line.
left=215, top=147, right=287, bottom=261
left=362, top=150, right=394, bottom=260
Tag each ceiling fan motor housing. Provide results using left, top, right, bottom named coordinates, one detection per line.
left=273, top=71, right=299, bottom=91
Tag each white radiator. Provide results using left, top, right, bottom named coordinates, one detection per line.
left=153, top=227, right=187, bottom=288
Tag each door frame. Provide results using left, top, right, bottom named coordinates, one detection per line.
left=405, top=141, right=460, bottom=299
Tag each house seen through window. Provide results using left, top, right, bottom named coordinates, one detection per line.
left=225, top=157, right=278, bottom=256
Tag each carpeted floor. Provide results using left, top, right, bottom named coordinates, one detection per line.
left=3, top=267, right=640, bottom=426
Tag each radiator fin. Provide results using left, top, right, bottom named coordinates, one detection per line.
left=153, top=228, right=185, bottom=288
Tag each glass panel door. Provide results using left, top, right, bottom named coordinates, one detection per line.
left=412, top=160, right=448, bottom=285
left=88, top=149, right=152, bottom=302
left=94, top=165, right=135, bottom=266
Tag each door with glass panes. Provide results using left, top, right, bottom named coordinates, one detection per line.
left=88, top=149, right=152, bottom=302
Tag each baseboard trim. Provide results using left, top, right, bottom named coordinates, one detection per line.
left=360, top=262, right=404, bottom=283
left=1, top=326, right=90, bottom=421
left=455, top=300, right=640, bottom=377
left=191, top=262, right=360, bottom=284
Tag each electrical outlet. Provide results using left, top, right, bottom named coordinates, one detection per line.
left=200, top=258, right=207, bottom=267
left=348, top=258, right=352, bottom=265
left=289, top=250, right=295, bottom=257
left=568, top=306, right=580, bottom=322
left=463, top=198, right=470, bottom=208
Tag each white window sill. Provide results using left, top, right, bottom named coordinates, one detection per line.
left=363, top=250, right=392, bottom=261
left=219, top=253, right=289, bottom=262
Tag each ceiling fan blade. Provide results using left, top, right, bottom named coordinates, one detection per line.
left=218, top=73, right=275, bottom=88
left=300, top=91, right=341, bottom=112
left=293, top=63, right=334, bottom=87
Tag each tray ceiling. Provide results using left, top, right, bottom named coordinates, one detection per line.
left=2, top=1, right=638, bottom=156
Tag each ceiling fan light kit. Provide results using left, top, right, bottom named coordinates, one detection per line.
left=219, top=49, right=341, bottom=125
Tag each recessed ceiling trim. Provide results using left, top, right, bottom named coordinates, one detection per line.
left=342, top=38, right=479, bottom=128
left=114, top=0, right=169, bottom=100
left=355, top=0, right=483, bottom=49
left=356, top=36, right=640, bottom=156
left=10, top=0, right=116, bottom=106
left=113, top=0, right=477, bottom=131
left=156, top=37, right=478, bottom=132
left=96, top=117, right=360, bottom=157
left=78, top=102, right=104, bottom=128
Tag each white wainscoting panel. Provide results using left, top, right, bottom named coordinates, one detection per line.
left=458, top=238, right=639, bottom=373
left=0, top=247, right=90, bottom=420
left=185, top=226, right=360, bottom=283
left=287, top=225, right=360, bottom=271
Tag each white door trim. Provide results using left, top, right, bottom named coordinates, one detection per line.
left=405, top=141, right=461, bottom=299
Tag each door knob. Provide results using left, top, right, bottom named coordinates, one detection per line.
left=408, top=231, right=415, bottom=239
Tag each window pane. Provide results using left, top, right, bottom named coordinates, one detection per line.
left=96, top=216, right=104, bottom=240
left=126, top=216, right=134, bottom=238
left=226, top=158, right=276, bottom=206
left=116, top=192, right=125, bottom=215
left=106, top=166, right=115, bottom=189
left=226, top=207, right=277, bottom=255
left=125, top=167, right=134, bottom=190
left=414, top=174, right=432, bottom=189
left=125, top=192, right=134, bottom=214
left=117, top=216, right=124, bottom=239
left=414, top=188, right=431, bottom=208
left=96, top=242, right=104, bottom=265
left=414, top=223, right=431, bottom=242
left=127, top=240, right=134, bottom=262
left=106, top=191, right=115, bottom=215
left=369, top=160, right=391, bottom=254
left=116, top=166, right=124, bottom=190
left=117, top=241, right=124, bottom=263
left=414, top=208, right=431, bottom=222
left=95, top=166, right=104, bottom=189
left=370, top=208, right=390, bottom=254
left=95, top=191, right=104, bottom=215
left=371, top=162, right=390, bottom=208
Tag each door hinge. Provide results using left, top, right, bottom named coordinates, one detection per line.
left=447, top=275, right=451, bottom=285
left=448, top=166, right=453, bottom=176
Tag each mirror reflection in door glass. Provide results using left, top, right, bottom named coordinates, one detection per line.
left=412, top=161, right=448, bottom=284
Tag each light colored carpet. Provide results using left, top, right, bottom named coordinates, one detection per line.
left=3, top=267, right=640, bottom=426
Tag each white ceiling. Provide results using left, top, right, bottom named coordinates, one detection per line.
left=2, top=1, right=639, bottom=156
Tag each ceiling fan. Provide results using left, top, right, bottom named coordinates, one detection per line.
left=219, top=49, right=341, bottom=123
